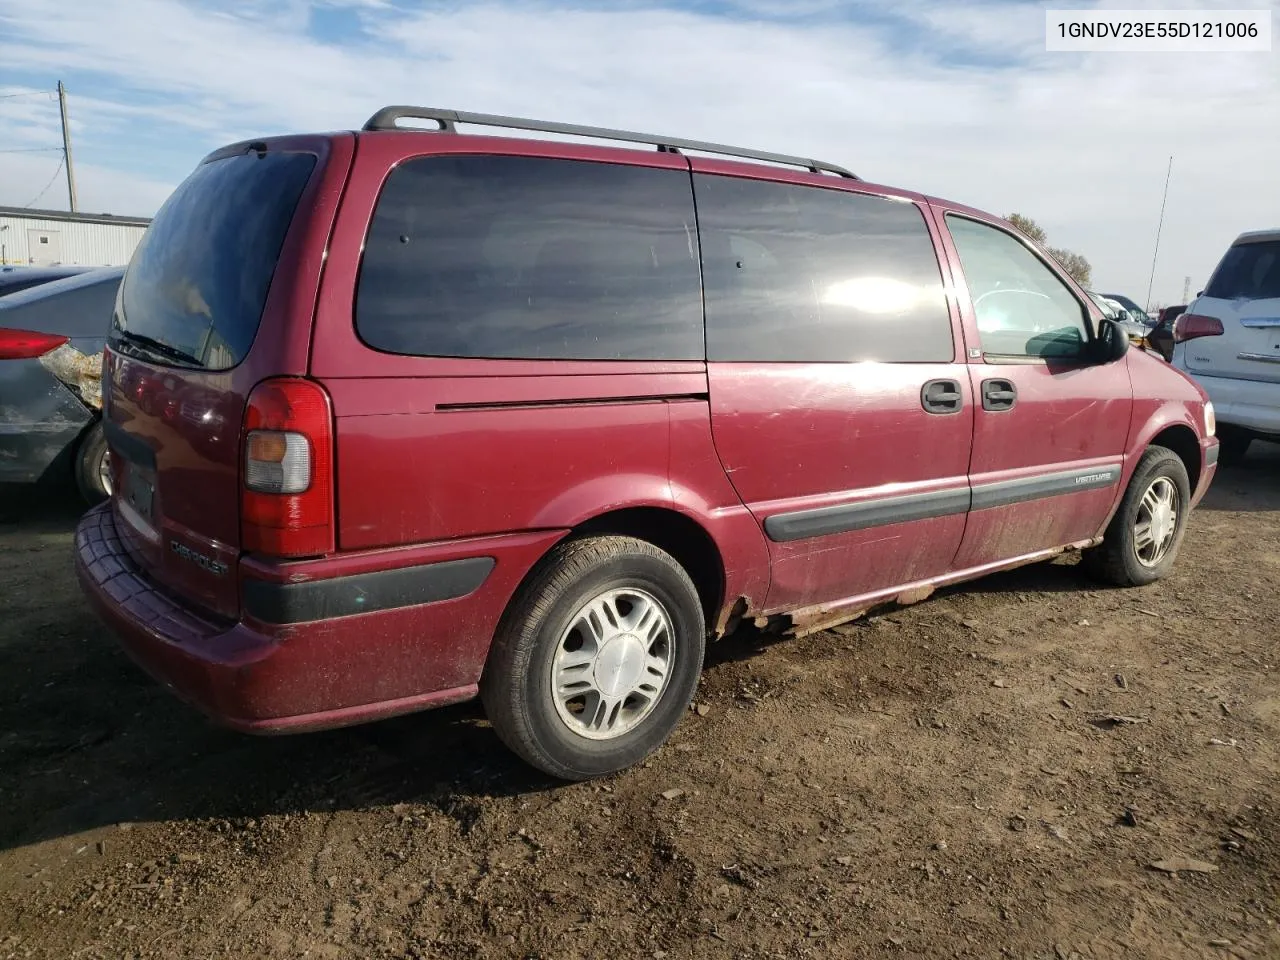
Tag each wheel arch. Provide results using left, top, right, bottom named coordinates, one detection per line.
left=568, top=506, right=726, bottom=632
left=1149, top=422, right=1201, bottom=493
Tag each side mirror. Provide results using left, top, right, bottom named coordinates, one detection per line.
left=1089, top=317, right=1131, bottom=363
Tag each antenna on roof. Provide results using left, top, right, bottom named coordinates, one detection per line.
left=1144, top=155, right=1173, bottom=312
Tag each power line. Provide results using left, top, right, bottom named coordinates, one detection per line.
left=0, top=146, right=64, bottom=154
left=22, top=156, right=66, bottom=209
left=0, top=90, right=54, bottom=100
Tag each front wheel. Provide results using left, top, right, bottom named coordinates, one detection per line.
left=1082, top=445, right=1191, bottom=587
left=480, top=536, right=705, bottom=781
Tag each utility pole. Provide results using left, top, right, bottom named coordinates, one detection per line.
left=1182, top=276, right=1191, bottom=304
left=57, top=80, right=78, bottom=213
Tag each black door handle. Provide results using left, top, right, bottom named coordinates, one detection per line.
left=921, top=378, right=963, bottom=414
left=981, top=378, right=1017, bottom=412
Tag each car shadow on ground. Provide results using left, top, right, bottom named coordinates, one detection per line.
left=3, top=446, right=1275, bottom=853
left=1199, top=440, right=1280, bottom=513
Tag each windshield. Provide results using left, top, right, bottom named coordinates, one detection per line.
left=1100, top=293, right=1150, bottom=322
left=109, top=149, right=316, bottom=370
left=1087, top=293, right=1116, bottom=318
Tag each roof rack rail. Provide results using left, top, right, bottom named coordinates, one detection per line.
left=362, top=106, right=858, bottom=180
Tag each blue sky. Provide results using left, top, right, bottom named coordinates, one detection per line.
left=1, top=0, right=1276, bottom=305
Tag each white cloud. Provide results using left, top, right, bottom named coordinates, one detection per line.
left=0, top=0, right=1276, bottom=303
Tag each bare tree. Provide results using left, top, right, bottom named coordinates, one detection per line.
left=1006, top=213, right=1092, bottom=288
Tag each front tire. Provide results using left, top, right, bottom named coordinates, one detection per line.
left=480, top=536, right=705, bottom=781
left=74, top=421, right=111, bottom=505
left=1083, top=445, right=1191, bottom=587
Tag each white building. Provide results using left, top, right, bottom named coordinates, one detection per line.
left=0, top=206, right=150, bottom=268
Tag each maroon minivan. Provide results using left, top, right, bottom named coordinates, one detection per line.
left=76, top=107, right=1219, bottom=780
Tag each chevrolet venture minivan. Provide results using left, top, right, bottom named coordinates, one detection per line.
left=76, top=107, right=1219, bottom=780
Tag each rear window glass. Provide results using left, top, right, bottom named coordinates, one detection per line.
left=355, top=155, right=703, bottom=361
left=0, top=268, right=89, bottom=298
left=1204, top=240, right=1280, bottom=301
left=694, top=174, right=953, bottom=363
left=110, top=151, right=316, bottom=370
left=0, top=269, right=123, bottom=337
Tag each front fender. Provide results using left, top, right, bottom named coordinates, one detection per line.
left=1095, top=397, right=1211, bottom=535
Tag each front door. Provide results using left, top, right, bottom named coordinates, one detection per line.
left=935, top=209, right=1133, bottom=569
left=693, top=167, right=974, bottom=612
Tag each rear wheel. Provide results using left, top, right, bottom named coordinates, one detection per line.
left=480, top=536, right=705, bottom=781
left=1083, top=445, right=1191, bottom=587
left=1216, top=426, right=1252, bottom=467
left=74, top=421, right=111, bottom=505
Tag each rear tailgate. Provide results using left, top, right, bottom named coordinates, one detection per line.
left=104, top=139, right=342, bottom=619
left=1184, top=238, right=1280, bottom=382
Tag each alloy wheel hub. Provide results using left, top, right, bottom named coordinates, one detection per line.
left=593, top=633, right=647, bottom=699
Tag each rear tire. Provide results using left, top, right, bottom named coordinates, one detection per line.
left=74, top=421, right=111, bottom=505
left=1216, top=426, right=1252, bottom=467
left=1082, top=445, right=1191, bottom=587
left=480, top=536, right=705, bottom=781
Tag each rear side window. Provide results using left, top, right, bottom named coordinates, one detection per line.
left=356, top=156, right=703, bottom=361
left=111, top=151, right=316, bottom=370
left=1204, top=240, right=1280, bottom=301
left=694, top=174, right=952, bottom=363
left=946, top=215, right=1089, bottom=360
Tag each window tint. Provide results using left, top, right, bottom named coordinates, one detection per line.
left=355, top=156, right=703, bottom=361
left=0, top=277, right=53, bottom=298
left=946, top=215, right=1089, bottom=359
left=112, top=150, right=316, bottom=370
left=1205, top=240, right=1280, bottom=301
left=694, top=175, right=952, bottom=363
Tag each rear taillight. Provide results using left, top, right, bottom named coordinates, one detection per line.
left=241, top=378, right=334, bottom=558
left=1173, top=313, right=1224, bottom=343
left=0, top=328, right=69, bottom=360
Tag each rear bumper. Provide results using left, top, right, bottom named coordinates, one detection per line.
left=75, top=502, right=562, bottom=733
left=1183, top=371, right=1280, bottom=437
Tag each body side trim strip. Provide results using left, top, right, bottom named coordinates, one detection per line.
left=763, top=464, right=1123, bottom=542
left=763, top=487, right=971, bottom=543
left=969, top=465, right=1122, bottom=511
left=242, top=556, right=495, bottom=625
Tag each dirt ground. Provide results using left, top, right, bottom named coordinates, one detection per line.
left=1, top=447, right=1278, bottom=960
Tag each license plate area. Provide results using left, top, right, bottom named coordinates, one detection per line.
left=123, top=462, right=155, bottom=527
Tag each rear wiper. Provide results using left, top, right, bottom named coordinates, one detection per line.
left=113, top=329, right=203, bottom=368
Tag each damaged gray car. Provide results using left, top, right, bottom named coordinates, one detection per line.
left=0, top=266, right=123, bottom=503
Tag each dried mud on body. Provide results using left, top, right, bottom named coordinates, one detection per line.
left=1, top=448, right=1278, bottom=959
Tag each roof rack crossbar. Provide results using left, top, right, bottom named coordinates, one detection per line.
left=362, top=106, right=858, bottom=179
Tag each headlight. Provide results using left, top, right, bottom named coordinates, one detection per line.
left=1205, top=401, right=1216, bottom=438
